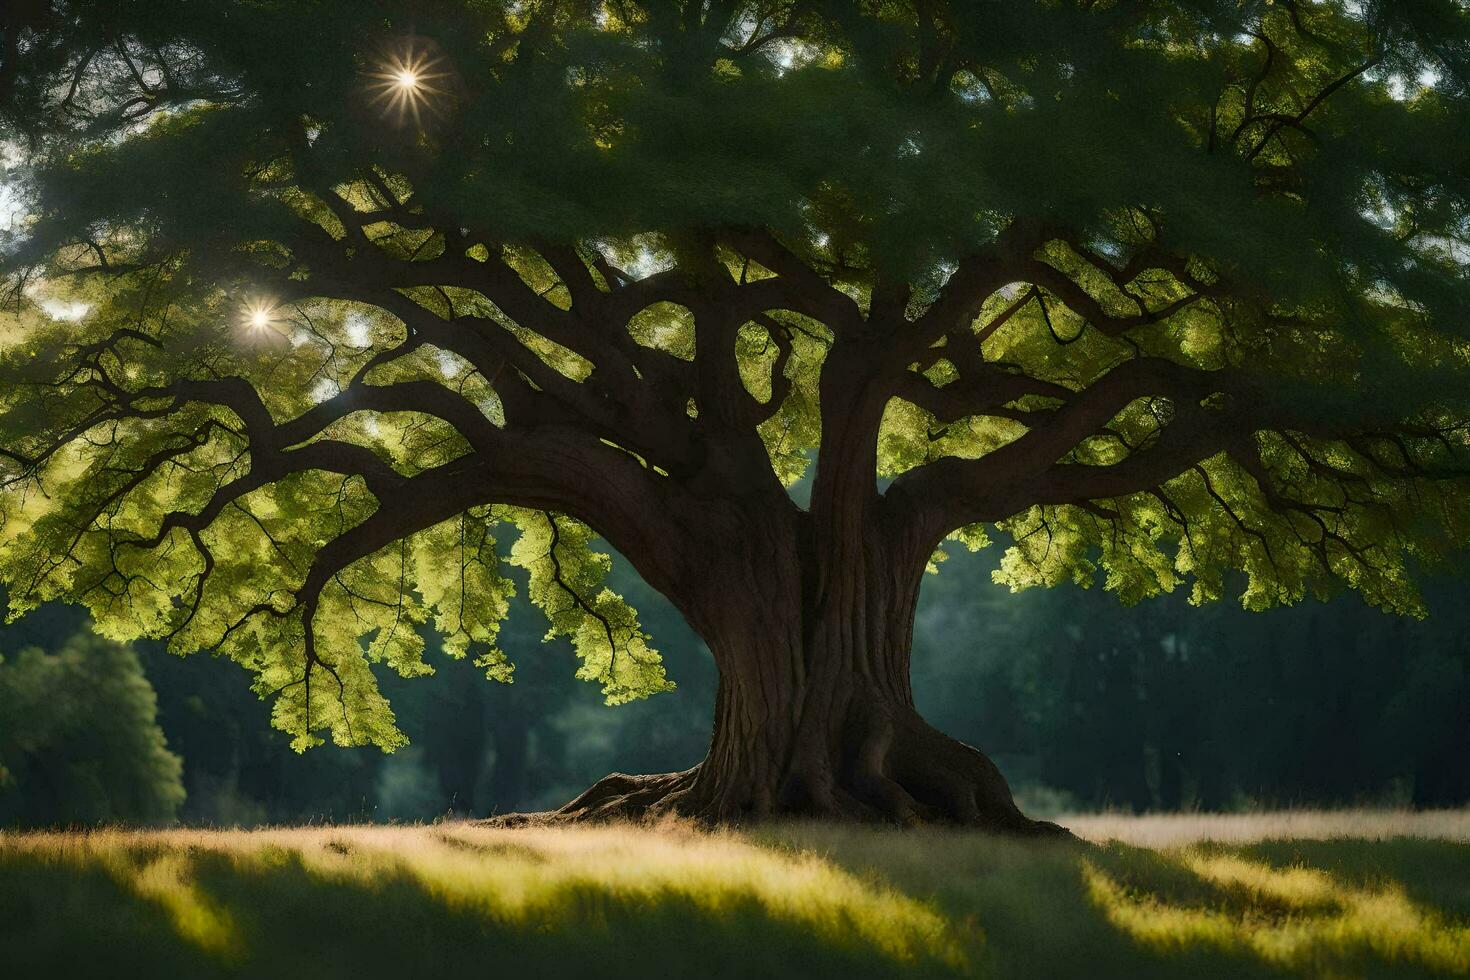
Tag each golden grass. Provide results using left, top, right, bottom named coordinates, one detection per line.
left=1062, top=809, right=1470, bottom=847
left=0, top=821, right=967, bottom=979
left=4, top=812, right=1470, bottom=978
left=1082, top=850, right=1470, bottom=975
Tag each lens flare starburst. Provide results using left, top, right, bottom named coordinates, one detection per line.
left=367, top=44, right=449, bottom=128
left=242, top=301, right=279, bottom=334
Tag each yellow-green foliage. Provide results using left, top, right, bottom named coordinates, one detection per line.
left=506, top=509, right=671, bottom=704
left=4, top=0, right=1470, bottom=760
left=874, top=231, right=1470, bottom=617
left=0, top=286, right=673, bottom=752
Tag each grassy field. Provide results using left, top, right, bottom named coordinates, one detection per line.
left=3, top=812, right=1469, bottom=979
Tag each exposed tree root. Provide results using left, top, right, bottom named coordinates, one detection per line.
left=482, top=710, right=1074, bottom=839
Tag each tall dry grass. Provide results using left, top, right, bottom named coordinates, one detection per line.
left=1060, top=809, right=1470, bottom=847
left=4, top=812, right=1469, bottom=978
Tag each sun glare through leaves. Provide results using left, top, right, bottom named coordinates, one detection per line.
left=241, top=301, right=279, bottom=334
left=367, top=41, right=449, bottom=127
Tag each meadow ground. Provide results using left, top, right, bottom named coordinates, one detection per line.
left=3, top=811, right=1469, bottom=979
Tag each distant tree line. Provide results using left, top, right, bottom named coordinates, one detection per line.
left=916, top=550, right=1470, bottom=812
left=0, top=565, right=715, bottom=827
left=1, top=543, right=1465, bottom=828
left=0, top=631, right=183, bottom=827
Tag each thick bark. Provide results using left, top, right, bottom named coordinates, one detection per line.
left=489, top=494, right=1067, bottom=837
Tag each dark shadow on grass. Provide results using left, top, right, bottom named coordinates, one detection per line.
left=1227, top=837, right=1470, bottom=920
left=764, top=830, right=1287, bottom=979
left=1, top=838, right=965, bottom=980
left=0, top=850, right=213, bottom=978
left=762, top=825, right=1470, bottom=979
left=7, top=829, right=1470, bottom=980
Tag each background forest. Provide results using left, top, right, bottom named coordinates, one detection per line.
left=3, top=525, right=1466, bottom=829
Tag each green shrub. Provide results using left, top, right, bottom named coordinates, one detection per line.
left=0, top=634, right=184, bottom=827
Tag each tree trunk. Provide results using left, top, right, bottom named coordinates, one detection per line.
left=486, top=707, right=530, bottom=813
left=489, top=496, right=1066, bottom=836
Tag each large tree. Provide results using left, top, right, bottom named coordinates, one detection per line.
left=1, top=0, right=1468, bottom=831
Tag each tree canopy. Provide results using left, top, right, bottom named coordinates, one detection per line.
left=1, top=0, right=1468, bottom=758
